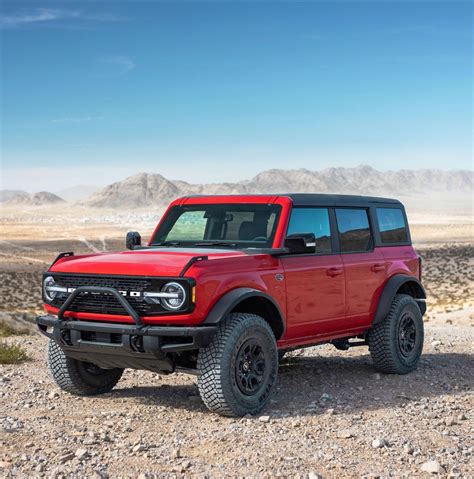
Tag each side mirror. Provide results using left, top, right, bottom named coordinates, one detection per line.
left=126, top=231, right=141, bottom=250
left=284, top=233, right=316, bottom=254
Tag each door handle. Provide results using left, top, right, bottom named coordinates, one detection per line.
left=326, top=267, right=343, bottom=277
left=371, top=263, right=385, bottom=272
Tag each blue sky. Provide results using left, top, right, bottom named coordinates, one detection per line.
left=1, top=1, right=472, bottom=192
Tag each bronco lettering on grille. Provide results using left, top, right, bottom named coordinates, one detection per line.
left=65, top=287, right=142, bottom=297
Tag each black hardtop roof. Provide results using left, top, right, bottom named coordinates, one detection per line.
left=286, top=193, right=402, bottom=207
left=182, top=193, right=402, bottom=207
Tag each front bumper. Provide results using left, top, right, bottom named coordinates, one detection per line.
left=36, top=315, right=217, bottom=372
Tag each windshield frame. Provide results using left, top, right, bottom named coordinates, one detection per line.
left=149, top=202, right=284, bottom=250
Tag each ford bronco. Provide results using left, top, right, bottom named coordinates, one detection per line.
left=37, top=194, right=426, bottom=416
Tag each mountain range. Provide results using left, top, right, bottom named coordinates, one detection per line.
left=1, top=166, right=472, bottom=212
left=1, top=190, right=65, bottom=206
left=81, top=166, right=473, bottom=212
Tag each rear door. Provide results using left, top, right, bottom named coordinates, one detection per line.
left=335, top=208, right=387, bottom=329
left=281, top=207, right=345, bottom=339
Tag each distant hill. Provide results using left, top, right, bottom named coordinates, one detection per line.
left=5, top=191, right=66, bottom=206
left=0, top=190, right=29, bottom=203
left=81, top=166, right=473, bottom=212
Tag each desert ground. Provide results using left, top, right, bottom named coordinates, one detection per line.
left=0, top=205, right=472, bottom=478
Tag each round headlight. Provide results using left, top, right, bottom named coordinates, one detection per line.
left=160, top=282, right=186, bottom=311
left=43, top=276, right=57, bottom=302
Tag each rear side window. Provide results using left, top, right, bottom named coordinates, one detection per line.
left=335, top=208, right=373, bottom=252
left=287, top=207, right=332, bottom=253
left=376, top=208, right=409, bottom=244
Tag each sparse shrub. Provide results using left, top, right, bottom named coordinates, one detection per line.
left=0, top=320, right=31, bottom=337
left=0, top=341, right=30, bottom=364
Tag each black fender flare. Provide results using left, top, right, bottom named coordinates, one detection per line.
left=373, top=274, right=426, bottom=324
left=203, top=287, right=285, bottom=338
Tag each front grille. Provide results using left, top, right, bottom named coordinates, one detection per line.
left=66, top=291, right=151, bottom=315
left=57, top=275, right=152, bottom=292
left=48, top=274, right=190, bottom=317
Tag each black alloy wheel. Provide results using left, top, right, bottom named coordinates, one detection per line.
left=397, top=313, right=417, bottom=358
left=235, top=338, right=268, bottom=395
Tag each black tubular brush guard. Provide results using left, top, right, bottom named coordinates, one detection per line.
left=36, top=286, right=217, bottom=372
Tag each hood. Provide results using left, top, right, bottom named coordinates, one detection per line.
left=50, top=247, right=248, bottom=277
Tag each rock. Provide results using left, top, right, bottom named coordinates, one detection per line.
left=371, top=437, right=387, bottom=449
left=75, top=448, right=88, bottom=460
left=258, top=415, right=270, bottom=423
left=325, top=408, right=335, bottom=416
left=182, top=460, right=191, bottom=469
left=58, top=452, right=75, bottom=463
left=337, top=430, right=354, bottom=439
left=171, top=447, right=181, bottom=459
left=308, top=473, right=323, bottom=479
left=403, top=444, right=414, bottom=455
left=420, top=460, right=444, bottom=474
left=320, top=393, right=332, bottom=401
left=445, top=417, right=456, bottom=427
left=431, top=340, right=442, bottom=347
left=92, top=471, right=108, bottom=479
left=132, top=444, right=146, bottom=453
left=457, top=413, right=466, bottom=421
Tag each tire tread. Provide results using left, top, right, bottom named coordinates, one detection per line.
left=197, top=313, right=277, bottom=416
left=368, top=294, right=423, bottom=374
left=47, top=340, right=123, bottom=396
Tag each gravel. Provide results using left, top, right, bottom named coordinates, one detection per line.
left=0, top=319, right=472, bottom=478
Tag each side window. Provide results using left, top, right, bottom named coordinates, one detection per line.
left=335, top=208, right=373, bottom=252
left=376, top=208, right=409, bottom=244
left=287, top=208, right=332, bottom=253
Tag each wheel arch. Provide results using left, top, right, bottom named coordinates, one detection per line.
left=373, top=274, right=426, bottom=325
left=203, top=288, right=285, bottom=339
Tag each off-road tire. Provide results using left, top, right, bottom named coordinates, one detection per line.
left=368, top=294, right=424, bottom=374
left=197, top=313, right=278, bottom=416
left=47, top=340, right=123, bottom=396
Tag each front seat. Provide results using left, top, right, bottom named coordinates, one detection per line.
left=239, top=221, right=266, bottom=241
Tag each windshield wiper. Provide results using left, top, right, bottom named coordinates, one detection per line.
left=152, top=241, right=181, bottom=247
left=194, top=241, right=238, bottom=248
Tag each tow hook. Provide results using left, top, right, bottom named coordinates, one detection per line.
left=130, top=335, right=145, bottom=353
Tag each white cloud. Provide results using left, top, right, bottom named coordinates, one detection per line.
left=0, top=8, right=122, bottom=30
left=50, top=116, right=104, bottom=124
left=100, top=56, right=135, bottom=75
left=0, top=9, right=71, bottom=28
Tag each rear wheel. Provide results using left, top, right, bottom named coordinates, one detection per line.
left=47, top=340, right=123, bottom=396
left=368, top=294, right=424, bottom=374
left=197, top=313, right=278, bottom=416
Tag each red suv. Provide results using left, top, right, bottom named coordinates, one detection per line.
left=37, top=194, right=426, bottom=416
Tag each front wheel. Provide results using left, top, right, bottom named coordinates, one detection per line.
left=47, top=340, right=123, bottom=396
left=368, top=294, right=424, bottom=374
left=197, top=313, right=278, bottom=416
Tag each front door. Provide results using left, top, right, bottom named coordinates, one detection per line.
left=281, top=207, right=345, bottom=339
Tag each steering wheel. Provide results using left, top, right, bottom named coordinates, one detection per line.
left=252, top=236, right=268, bottom=242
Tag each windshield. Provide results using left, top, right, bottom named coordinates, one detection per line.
left=151, top=203, right=282, bottom=249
